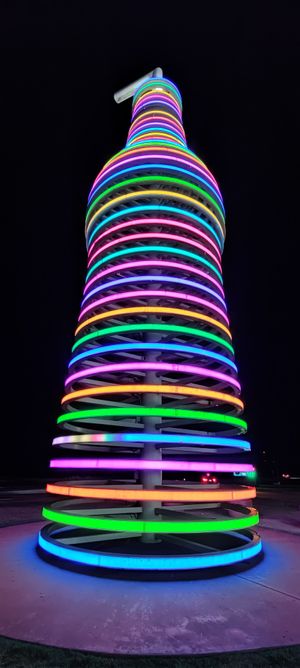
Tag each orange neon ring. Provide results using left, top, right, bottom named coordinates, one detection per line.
left=46, top=484, right=256, bottom=503
left=61, top=384, right=244, bottom=411
left=75, top=306, right=232, bottom=337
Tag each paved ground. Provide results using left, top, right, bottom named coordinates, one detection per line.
left=256, top=486, right=300, bottom=534
left=0, top=484, right=299, bottom=655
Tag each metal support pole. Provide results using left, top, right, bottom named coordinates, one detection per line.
left=141, top=266, right=162, bottom=543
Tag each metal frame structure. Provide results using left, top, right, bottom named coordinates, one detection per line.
left=38, top=71, right=262, bottom=573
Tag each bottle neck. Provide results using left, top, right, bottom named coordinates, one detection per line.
left=126, top=78, right=186, bottom=148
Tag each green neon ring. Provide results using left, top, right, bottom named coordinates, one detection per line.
left=43, top=506, right=259, bottom=534
left=72, top=323, right=234, bottom=354
left=57, top=407, right=247, bottom=430
left=86, top=176, right=224, bottom=223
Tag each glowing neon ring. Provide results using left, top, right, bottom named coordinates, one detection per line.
left=42, top=505, right=259, bottom=533
left=61, top=385, right=243, bottom=411
left=38, top=529, right=262, bottom=570
left=87, top=232, right=222, bottom=270
left=86, top=176, right=225, bottom=223
left=132, top=78, right=182, bottom=103
left=88, top=205, right=223, bottom=249
left=133, top=97, right=182, bottom=118
left=83, top=260, right=225, bottom=297
left=130, top=130, right=185, bottom=145
left=87, top=217, right=222, bottom=259
left=52, top=434, right=250, bottom=451
left=81, top=275, right=226, bottom=309
left=91, top=156, right=222, bottom=208
left=50, top=458, right=255, bottom=473
left=75, top=306, right=231, bottom=338
left=43, top=506, right=259, bottom=534
left=103, top=147, right=220, bottom=194
left=56, top=407, right=247, bottom=432
left=129, top=116, right=184, bottom=131
left=102, top=139, right=220, bottom=184
left=65, top=363, right=241, bottom=394
left=77, top=291, right=228, bottom=324
left=132, top=78, right=182, bottom=102
left=85, top=190, right=224, bottom=242
left=129, top=127, right=185, bottom=144
left=46, top=483, right=255, bottom=502
left=72, top=324, right=234, bottom=354
left=85, top=247, right=223, bottom=283
left=89, top=164, right=224, bottom=212
left=92, top=151, right=222, bottom=203
left=69, top=343, right=235, bottom=371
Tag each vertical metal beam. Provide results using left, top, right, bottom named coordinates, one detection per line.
left=141, top=264, right=162, bottom=543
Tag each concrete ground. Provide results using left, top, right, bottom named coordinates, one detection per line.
left=0, top=485, right=299, bottom=655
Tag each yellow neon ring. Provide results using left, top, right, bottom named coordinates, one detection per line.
left=86, top=189, right=224, bottom=238
left=103, top=144, right=210, bottom=174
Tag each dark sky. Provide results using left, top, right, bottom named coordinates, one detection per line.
left=3, top=2, right=299, bottom=475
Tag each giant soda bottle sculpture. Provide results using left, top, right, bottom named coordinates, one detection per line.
left=38, top=72, right=262, bottom=573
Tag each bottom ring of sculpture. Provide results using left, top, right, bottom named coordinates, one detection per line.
left=38, top=523, right=262, bottom=574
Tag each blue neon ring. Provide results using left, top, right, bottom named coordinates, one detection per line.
left=88, top=164, right=224, bottom=211
left=87, top=205, right=223, bottom=248
left=38, top=531, right=262, bottom=570
left=81, top=274, right=226, bottom=307
left=69, top=342, right=237, bottom=371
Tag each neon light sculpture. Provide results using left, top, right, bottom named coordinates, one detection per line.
left=39, top=72, right=262, bottom=573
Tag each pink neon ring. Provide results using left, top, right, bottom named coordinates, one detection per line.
left=83, top=259, right=225, bottom=296
left=87, top=232, right=222, bottom=271
left=50, top=458, right=254, bottom=473
left=87, top=218, right=221, bottom=259
left=65, top=361, right=241, bottom=391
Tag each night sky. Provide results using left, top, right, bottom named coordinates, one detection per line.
left=4, top=2, right=299, bottom=476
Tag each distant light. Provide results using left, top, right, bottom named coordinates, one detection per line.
left=246, top=470, right=258, bottom=482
